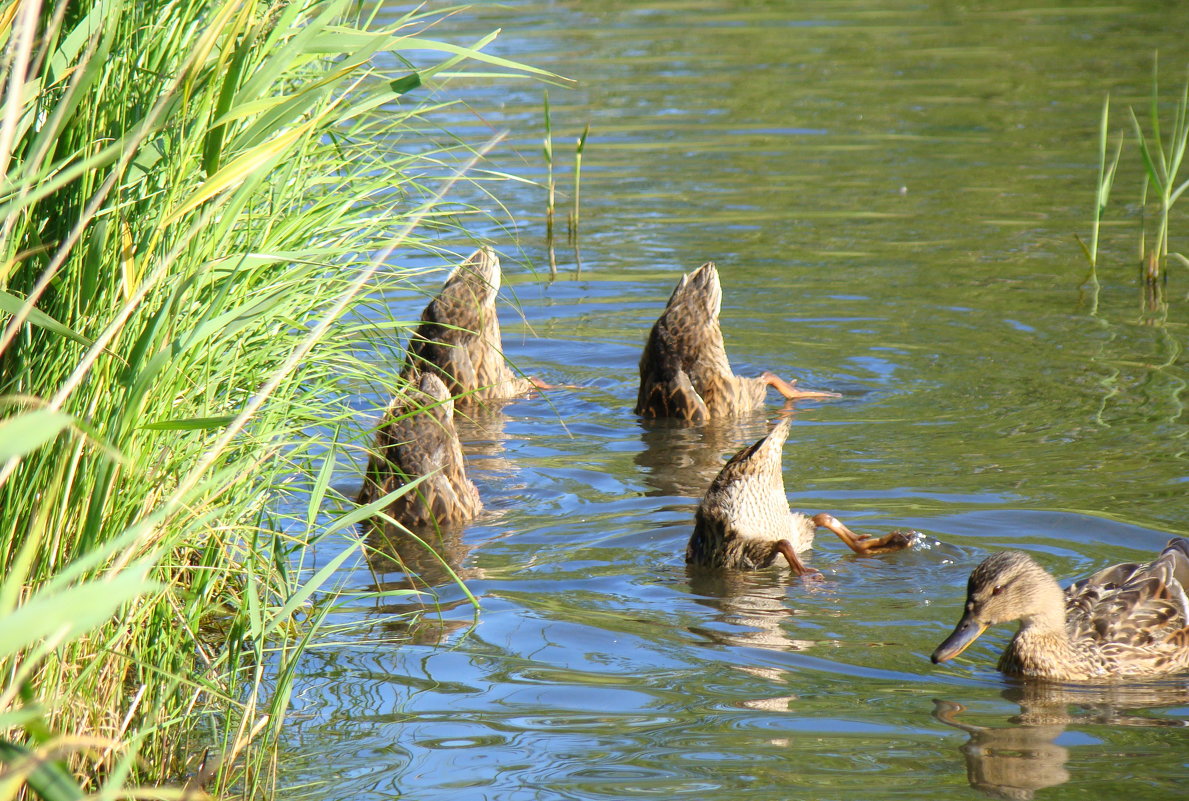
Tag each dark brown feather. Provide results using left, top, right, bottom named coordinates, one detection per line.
left=636, top=262, right=767, bottom=420
left=404, top=248, right=533, bottom=406
left=357, top=372, right=482, bottom=530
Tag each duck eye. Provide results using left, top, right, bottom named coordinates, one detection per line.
left=991, top=584, right=1005, bottom=596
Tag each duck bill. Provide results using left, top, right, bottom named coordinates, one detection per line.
left=931, top=613, right=987, bottom=663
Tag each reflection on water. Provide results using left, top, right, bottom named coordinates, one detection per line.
left=454, top=402, right=518, bottom=477
left=934, top=681, right=1189, bottom=800
left=285, top=1, right=1189, bottom=799
left=360, top=519, right=478, bottom=646
left=684, top=569, right=820, bottom=713
left=364, top=520, right=473, bottom=590
left=635, top=414, right=774, bottom=498
left=686, top=567, right=820, bottom=653
left=934, top=698, right=1070, bottom=801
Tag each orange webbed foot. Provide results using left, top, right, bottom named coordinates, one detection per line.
left=762, top=371, right=841, bottom=401
left=812, top=514, right=916, bottom=555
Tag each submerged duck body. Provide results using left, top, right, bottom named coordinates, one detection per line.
left=635, top=262, right=835, bottom=422
left=685, top=418, right=913, bottom=572
left=357, top=371, right=481, bottom=530
left=404, top=247, right=536, bottom=406
left=932, top=540, right=1189, bottom=681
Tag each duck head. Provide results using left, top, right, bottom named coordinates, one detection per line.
left=932, top=551, right=1062, bottom=663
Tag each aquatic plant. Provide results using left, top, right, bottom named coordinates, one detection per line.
left=1077, top=95, right=1123, bottom=314
left=0, top=0, right=556, bottom=796
left=542, top=96, right=590, bottom=273
left=544, top=90, right=557, bottom=240
left=1130, top=59, right=1189, bottom=285
left=568, top=122, right=591, bottom=241
left=1081, top=59, right=1188, bottom=304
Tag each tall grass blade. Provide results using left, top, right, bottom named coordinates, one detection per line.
left=0, top=739, right=84, bottom=801
left=568, top=122, right=590, bottom=239
left=0, top=567, right=157, bottom=660
left=0, top=292, right=93, bottom=347
left=0, top=0, right=558, bottom=795
left=0, top=411, right=72, bottom=460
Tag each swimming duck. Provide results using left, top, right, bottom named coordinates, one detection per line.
left=636, top=262, right=837, bottom=421
left=685, top=418, right=915, bottom=572
left=405, top=247, right=543, bottom=406
left=357, top=371, right=482, bottom=530
left=932, top=540, right=1189, bottom=680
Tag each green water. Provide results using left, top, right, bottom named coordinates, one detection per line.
left=286, top=2, right=1189, bottom=799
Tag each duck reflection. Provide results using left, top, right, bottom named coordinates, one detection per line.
left=361, top=521, right=479, bottom=646
left=933, top=698, right=1069, bottom=801
left=686, top=567, right=825, bottom=712
left=635, top=413, right=774, bottom=498
left=686, top=567, right=821, bottom=651
left=933, top=681, right=1189, bottom=800
left=364, top=518, right=473, bottom=590
left=453, top=400, right=517, bottom=478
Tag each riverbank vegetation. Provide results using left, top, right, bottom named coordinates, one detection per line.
left=0, top=0, right=555, bottom=796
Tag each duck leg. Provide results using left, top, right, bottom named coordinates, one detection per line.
left=762, top=371, right=841, bottom=400
left=811, top=513, right=913, bottom=554
left=774, top=540, right=821, bottom=577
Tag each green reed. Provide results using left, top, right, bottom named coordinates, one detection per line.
left=1079, top=95, right=1124, bottom=272
left=0, top=0, right=556, bottom=797
left=1130, top=59, right=1189, bottom=283
left=1078, top=95, right=1123, bottom=314
left=544, top=91, right=557, bottom=238
left=1080, top=59, right=1188, bottom=311
left=568, top=122, right=591, bottom=240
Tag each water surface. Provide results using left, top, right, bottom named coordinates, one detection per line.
left=287, top=2, right=1189, bottom=799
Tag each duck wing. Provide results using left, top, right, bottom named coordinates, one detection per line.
left=1065, top=538, right=1189, bottom=675
left=634, top=319, right=710, bottom=421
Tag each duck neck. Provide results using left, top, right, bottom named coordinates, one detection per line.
left=1004, top=575, right=1078, bottom=677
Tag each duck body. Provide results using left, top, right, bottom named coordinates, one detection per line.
left=686, top=418, right=816, bottom=571
left=635, top=262, right=834, bottom=422
left=685, top=418, right=913, bottom=573
left=932, top=540, right=1189, bottom=681
left=357, top=371, right=481, bottom=530
left=404, top=248, right=534, bottom=405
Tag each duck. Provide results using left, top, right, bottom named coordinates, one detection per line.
left=931, top=540, right=1189, bottom=680
left=635, top=262, right=837, bottom=422
left=685, top=418, right=915, bottom=572
left=357, top=371, right=482, bottom=530
left=404, top=247, right=545, bottom=406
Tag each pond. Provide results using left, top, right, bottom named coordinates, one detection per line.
left=284, top=2, right=1189, bottom=799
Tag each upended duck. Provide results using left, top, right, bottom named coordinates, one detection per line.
left=685, top=418, right=914, bottom=572
left=636, top=262, right=837, bottom=421
left=404, top=247, right=544, bottom=405
left=932, top=540, right=1189, bottom=680
left=357, top=371, right=481, bottom=530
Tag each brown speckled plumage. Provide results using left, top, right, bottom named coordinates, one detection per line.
left=635, top=262, right=833, bottom=421
left=685, top=419, right=914, bottom=572
left=357, top=372, right=482, bottom=530
left=404, top=248, right=534, bottom=406
left=932, top=541, right=1189, bottom=680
